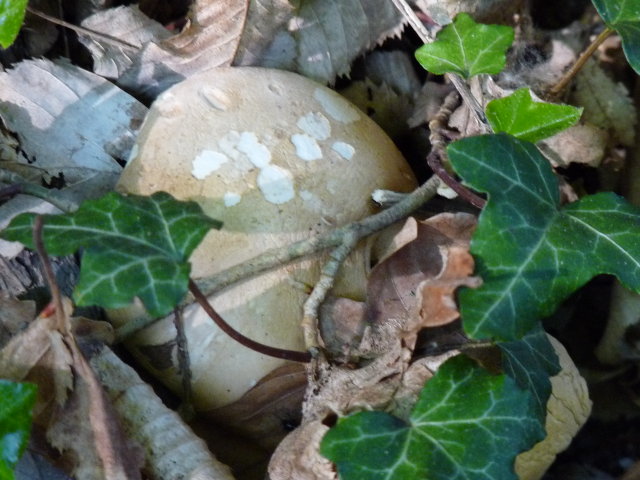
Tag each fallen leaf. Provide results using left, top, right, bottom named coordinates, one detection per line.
left=570, top=59, right=636, bottom=147
left=80, top=5, right=172, bottom=79
left=235, top=0, right=405, bottom=84
left=117, top=0, right=249, bottom=96
left=268, top=420, right=335, bottom=480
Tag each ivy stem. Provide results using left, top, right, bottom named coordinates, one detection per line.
left=548, top=26, right=614, bottom=98
left=188, top=279, right=312, bottom=363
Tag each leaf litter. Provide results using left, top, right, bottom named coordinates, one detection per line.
left=270, top=212, right=479, bottom=476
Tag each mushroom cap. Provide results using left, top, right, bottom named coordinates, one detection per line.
left=112, top=67, right=417, bottom=409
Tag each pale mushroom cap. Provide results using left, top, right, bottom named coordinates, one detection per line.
left=112, top=67, right=417, bottom=409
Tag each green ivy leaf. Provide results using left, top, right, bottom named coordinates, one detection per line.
left=321, top=355, right=543, bottom=480
left=0, top=380, right=36, bottom=480
left=415, top=13, right=514, bottom=78
left=0, top=0, right=27, bottom=48
left=1, top=192, right=220, bottom=318
left=448, top=133, right=640, bottom=341
left=486, top=88, right=583, bottom=142
left=591, top=0, right=640, bottom=74
left=499, top=327, right=560, bottom=419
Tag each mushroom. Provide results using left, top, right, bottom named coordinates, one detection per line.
left=109, top=67, right=417, bottom=412
left=515, top=335, right=592, bottom=480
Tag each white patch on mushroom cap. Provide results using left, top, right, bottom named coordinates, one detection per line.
left=199, top=86, right=230, bottom=111
left=313, top=88, right=361, bottom=123
left=331, top=141, right=355, bottom=160
left=223, top=192, right=242, bottom=206
left=297, top=112, right=331, bottom=140
left=191, top=150, right=229, bottom=179
left=257, top=165, right=295, bottom=204
left=237, top=132, right=272, bottom=168
left=300, top=189, right=324, bottom=213
left=291, top=134, right=322, bottom=161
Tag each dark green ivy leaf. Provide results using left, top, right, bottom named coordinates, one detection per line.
left=591, top=0, right=640, bottom=74
left=415, top=13, right=514, bottom=78
left=499, top=327, right=560, bottom=419
left=0, top=380, right=36, bottom=480
left=448, top=133, right=640, bottom=342
left=1, top=192, right=221, bottom=318
left=321, top=355, right=543, bottom=480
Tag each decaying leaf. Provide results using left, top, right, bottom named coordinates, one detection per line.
left=235, top=0, right=404, bottom=84
left=415, top=0, right=526, bottom=25
left=277, top=213, right=478, bottom=476
left=0, top=294, right=35, bottom=347
left=117, top=0, right=249, bottom=96
left=0, top=292, right=150, bottom=480
left=570, top=59, right=636, bottom=147
left=268, top=420, right=335, bottom=480
left=205, top=363, right=307, bottom=449
left=539, top=124, right=608, bottom=168
left=80, top=5, right=172, bottom=78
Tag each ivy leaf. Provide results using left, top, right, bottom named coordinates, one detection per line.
left=321, top=355, right=543, bottom=480
left=0, top=380, right=36, bottom=480
left=591, top=0, right=640, bottom=74
left=486, top=88, right=583, bottom=143
left=0, top=0, right=27, bottom=48
left=500, top=327, right=560, bottom=419
left=415, top=13, right=514, bottom=78
left=448, top=133, right=640, bottom=341
left=1, top=192, right=220, bottom=318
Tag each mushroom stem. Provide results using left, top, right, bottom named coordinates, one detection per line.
left=188, top=279, right=312, bottom=363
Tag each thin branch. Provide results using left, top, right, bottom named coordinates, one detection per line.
left=301, top=230, right=360, bottom=352
left=33, top=216, right=67, bottom=333
left=427, top=91, right=486, bottom=208
left=172, top=306, right=194, bottom=419
left=189, top=279, right=312, bottom=363
left=197, top=174, right=443, bottom=298
left=427, top=153, right=486, bottom=208
left=26, top=6, right=140, bottom=51
left=548, top=27, right=614, bottom=98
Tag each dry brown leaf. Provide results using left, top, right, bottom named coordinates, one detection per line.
left=234, top=0, right=404, bottom=84
left=205, top=363, right=307, bottom=450
left=0, top=294, right=35, bottom=347
left=570, top=59, right=637, bottom=147
left=117, top=0, right=249, bottom=96
left=415, top=244, right=479, bottom=328
left=80, top=5, right=172, bottom=78
left=268, top=420, right=335, bottom=480
left=0, top=300, right=145, bottom=479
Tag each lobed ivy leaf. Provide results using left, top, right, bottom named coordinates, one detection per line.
left=321, top=355, right=543, bottom=480
left=591, top=0, right=640, bottom=74
left=486, top=88, right=583, bottom=143
left=0, top=380, right=36, bottom=480
left=0, top=0, right=27, bottom=48
left=499, top=327, right=560, bottom=419
left=448, top=133, right=640, bottom=342
left=1, top=192, right=220, bottom=318
left=415, top=13, right=514, bottom=78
